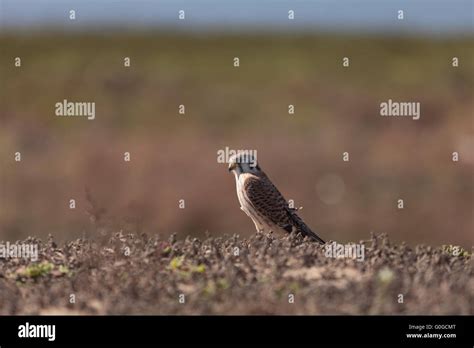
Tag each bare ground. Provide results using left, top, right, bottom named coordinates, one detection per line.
left=0, top=233, right=472, bottom=315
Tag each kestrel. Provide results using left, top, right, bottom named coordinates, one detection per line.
left=228, top=153, right=325, bottom=243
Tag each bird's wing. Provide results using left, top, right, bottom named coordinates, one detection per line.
left=244, top=174, right=325, bottom=244
left=244, top=174, right=294, bottom=232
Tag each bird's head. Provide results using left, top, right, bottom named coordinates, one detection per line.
left=228, top=152, right=260, bottom=175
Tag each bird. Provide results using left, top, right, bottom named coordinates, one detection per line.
left=228, top=152, right=325, bottom=243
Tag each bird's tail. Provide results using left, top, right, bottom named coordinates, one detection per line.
left=292, top=214, right=325, bottom=244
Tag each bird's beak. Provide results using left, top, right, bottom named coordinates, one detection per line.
left=228, top=162, right=236, bottom=172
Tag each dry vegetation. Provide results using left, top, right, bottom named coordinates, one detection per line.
left=0, top=233, right=472, bottom=315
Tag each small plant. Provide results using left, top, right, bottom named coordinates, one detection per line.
left=377, top=267, right=395, bottom=285
left=441, top=245, right=470, bottom=257
left=19, top=261, right=54, bottom=279
left=169, top=256, right=184, bottom=270
left=162, top=246, right=172, bottom=256
left=58, top=265, right=72, bottom=276
left=203, top=278, right=229, bottom=296
left=168, top=256, right=206, bottom=276
left=13, top=262, right=73, bottom=280
left=192, top=264, right=206, bottom=273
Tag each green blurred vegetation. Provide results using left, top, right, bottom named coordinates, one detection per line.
left=1, top=33, right=472, bottom=132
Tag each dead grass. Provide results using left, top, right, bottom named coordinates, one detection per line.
left=0, top=233, right=471, bottom=315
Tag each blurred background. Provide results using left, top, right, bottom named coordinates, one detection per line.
left=0, top=0, right=473, bottom=247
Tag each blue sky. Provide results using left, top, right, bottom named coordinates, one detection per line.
left=1, top=0, right=473, bottom=36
